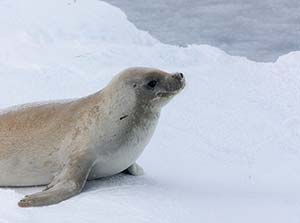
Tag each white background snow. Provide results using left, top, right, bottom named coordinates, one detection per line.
left=0, top=0, right=300, bottom=222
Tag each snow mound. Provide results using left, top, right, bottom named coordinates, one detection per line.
left=1, top=0, right=300, bottom=222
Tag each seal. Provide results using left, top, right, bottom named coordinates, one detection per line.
left=0, top=67, right=185, bottom=207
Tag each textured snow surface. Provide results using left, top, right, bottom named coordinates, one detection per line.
left=1, top=0, right=300, bottom=222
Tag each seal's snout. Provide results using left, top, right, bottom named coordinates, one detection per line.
left=172, top=72, right=185, bottom=91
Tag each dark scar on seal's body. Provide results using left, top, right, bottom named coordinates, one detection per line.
left=119, top=115, right=128, bottom=120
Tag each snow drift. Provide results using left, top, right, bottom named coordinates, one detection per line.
left=0, top=0, right=300, bottom=222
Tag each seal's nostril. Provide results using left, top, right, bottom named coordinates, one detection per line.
left=173, top=72, right=184, bottom=81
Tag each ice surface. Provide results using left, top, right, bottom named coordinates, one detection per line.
left=0, top=0, right=300, bottom=222
left=104, top=0, right=300, bottom=62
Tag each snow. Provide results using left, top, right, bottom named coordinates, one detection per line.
left=0, top=0, right=300, bottom=222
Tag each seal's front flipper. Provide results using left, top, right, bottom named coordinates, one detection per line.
left=18, top=180, right=82, bottom=207
left=18, top=154, right=94, bottom=207
left=125, top=163, right=144, bottom=176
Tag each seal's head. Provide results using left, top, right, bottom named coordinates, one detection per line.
left=111, top=67, right=185, bottom=111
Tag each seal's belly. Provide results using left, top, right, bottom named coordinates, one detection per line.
left=88, top=115, right=158, bottom=180
left=88, top=145, right=142, bottom=179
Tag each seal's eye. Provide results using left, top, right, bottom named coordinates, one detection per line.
left=147, top=80, right=157, bottom=88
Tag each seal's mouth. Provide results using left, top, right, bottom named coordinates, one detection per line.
left=157, top=88, right=183, bottom=97
left=157, top=91, right=176, bottom=97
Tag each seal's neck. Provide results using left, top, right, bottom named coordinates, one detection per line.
left=92, top=86, right=160, bottom=121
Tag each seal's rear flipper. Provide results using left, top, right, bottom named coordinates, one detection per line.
left=124, top=162, right=144, bottom=176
